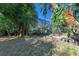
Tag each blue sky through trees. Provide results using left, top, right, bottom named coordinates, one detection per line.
left=35, top=3, right=52, bottom=21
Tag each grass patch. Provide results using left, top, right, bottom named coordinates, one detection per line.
left=59, top=47, right=77, bottom=56
left=52, top=39, right=79, bottom=56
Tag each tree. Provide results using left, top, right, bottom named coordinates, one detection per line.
left=40, top=3, right=78, bottom=37
left=40, top=3, right=68, bottom=32
left=0, top=3, right=38, bottom=36
left=0, top=13, right=18, bottom=36
left=51, top=4, right=66, bottom=32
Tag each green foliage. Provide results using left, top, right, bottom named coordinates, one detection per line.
left=40, top=3, right=73, bottom=34
left=59, top=47, right=77, bottom=56
left=51, top=4, right=66, bottom=32
left=40, top=3, right=48, bottom=17
left=0, top=13, right=18, bottom=36
left=0, top=3, right=38, bottom=36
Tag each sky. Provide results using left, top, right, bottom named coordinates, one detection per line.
left=35, top=3, right=52, bottom=21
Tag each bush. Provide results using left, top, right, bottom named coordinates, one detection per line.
left=0, top=31, right=5, bottom=36
left=30, top=29, right=52, bottom=36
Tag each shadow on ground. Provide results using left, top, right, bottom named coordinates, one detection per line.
left=0, top=37, right=54, bottom=56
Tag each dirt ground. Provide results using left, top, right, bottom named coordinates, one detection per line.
left=0, top=36, right=53, bottom=56
left=0, top=34, right=79, bottom=56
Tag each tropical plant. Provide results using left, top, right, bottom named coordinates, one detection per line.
left=40, top=3, right=78, bottom=36
left=40, top=3, right=68, bottom=32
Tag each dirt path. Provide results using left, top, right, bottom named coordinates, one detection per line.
left=0, top=34, right=79, bottom=56
left=0, top=36, right=53, bottom=56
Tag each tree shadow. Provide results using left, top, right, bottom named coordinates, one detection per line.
left=0, top=37, right=54, bottom=56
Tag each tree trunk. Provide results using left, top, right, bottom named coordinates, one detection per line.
left=18, top=25, right=26, bottom=37
left=6, top=29, right=11, bottom=40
